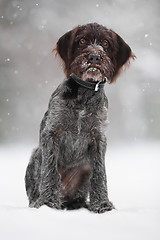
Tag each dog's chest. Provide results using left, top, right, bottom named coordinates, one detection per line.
left=74, top=109, right=91, bottom=135
left=57, top=104, right=107, bottom=167
left=61, top=105, right=107, bottom=143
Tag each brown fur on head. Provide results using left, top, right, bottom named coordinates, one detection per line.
left=54, top=23, right=135, bottom=83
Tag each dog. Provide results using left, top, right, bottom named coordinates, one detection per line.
left=25, top=23, right=135, bottom=213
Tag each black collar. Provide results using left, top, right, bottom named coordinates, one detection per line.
left=69, top=73, right=107, bottom=92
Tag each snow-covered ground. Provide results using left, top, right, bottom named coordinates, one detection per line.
left=0, top=142, right=160, bottom=240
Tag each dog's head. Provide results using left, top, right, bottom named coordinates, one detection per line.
left=55, top=23, right=135, bottom=83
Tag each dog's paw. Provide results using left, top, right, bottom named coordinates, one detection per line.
left=45, top=200, right=62, bottom=209
left=29, top=199, right=62, bottom=210
left=89, top=201, right=115, bottom=214
left=65, top=200, right=88, bottom=210
left=29, top=199, right=43, bottom=209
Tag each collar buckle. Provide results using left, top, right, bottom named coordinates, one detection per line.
left=95, top=81, right=101, bottom=91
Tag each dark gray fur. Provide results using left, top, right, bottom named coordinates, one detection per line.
left=25, top=76, right=114, bottom=213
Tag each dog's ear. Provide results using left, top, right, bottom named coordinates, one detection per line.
left=55, top=30, right=73, bottom=65
left=111, top=33, right=135, bottom=82
left=116, top=34, right=132, bottom=68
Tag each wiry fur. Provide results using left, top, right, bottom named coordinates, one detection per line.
left=25, top=23, right=135, bottom=213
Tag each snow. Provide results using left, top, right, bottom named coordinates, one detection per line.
left=144, top=34, right=149, bottom=38
left=5, top=58, right=10, bottom=62
left=0, top=142, right=160, bottom=240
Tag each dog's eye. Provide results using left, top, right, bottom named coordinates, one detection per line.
left=79, top=38, right=86, bottom=46
left=102, top=40, right=109, bottom=48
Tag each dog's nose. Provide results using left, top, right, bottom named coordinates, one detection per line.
left=88, top=53, right=101, bottom=64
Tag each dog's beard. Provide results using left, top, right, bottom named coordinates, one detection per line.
left=70, top=53, right=114, bottom=82
left=81, top=67, right=103, bottom=81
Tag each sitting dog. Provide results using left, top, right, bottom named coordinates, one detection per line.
left=25, top=23, right=135, bottom=213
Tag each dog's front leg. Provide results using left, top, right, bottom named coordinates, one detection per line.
left=31, top=131, right=62, bottom=209
left=89, top=154, right=114, bottom=213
